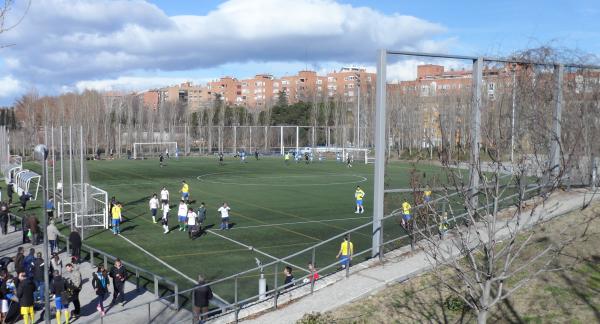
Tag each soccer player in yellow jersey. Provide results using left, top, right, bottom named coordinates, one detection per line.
left=423, top=188, right=432, bottom=203
left=180, top=180, right=189, bottom=203
left=111, top=202, right=122, bottom=235
left=336, top=235, right=354, bottom=269
left=401, top=200, right=412, bottom=228
left=354, top=186, right=365, bottom=214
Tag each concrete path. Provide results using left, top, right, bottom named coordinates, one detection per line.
left=241, top=189, right=598, bottom=324
left=0, top=224, right=191, bottom=324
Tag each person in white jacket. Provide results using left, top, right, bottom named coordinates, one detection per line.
left=47, top=220, right=60, bottom=254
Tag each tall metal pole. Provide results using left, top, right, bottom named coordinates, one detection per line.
left=357, top=78, right=361, bottom=148
left=372, top=49, right=387, bottom=259
left=80, top=126, right=85, bottom=240
left=51, top=126, right=56, bottom=204
left=549, top=64, right=564, bottom=180
left=69, top=127, right=74, bottom=231
left=60, top=126, right=64, bottom=222
left=280, top=126, right=284, bottom=155
left=34, top=145, right=50, bottom=324
left=469, top=58, right=483, bottom=208
left=510, top=66, right=517, bottom=165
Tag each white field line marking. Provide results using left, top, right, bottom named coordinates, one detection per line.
left=196, top=172, right=367, bottom=186
left=117, top=233, right=230, bottom=306
left=206, top=229, right=309, bottom=273
left=229, top=216, right=372, bottom=230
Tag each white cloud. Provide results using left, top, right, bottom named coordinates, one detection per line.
left=1, top=0, right=451, bottom=91
left=74, top=76, right=212, bottom=93
left=0, top=76, right=23, bottom=98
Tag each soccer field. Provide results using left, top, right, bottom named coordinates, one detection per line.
left=24, top=156, right=450, bottom=302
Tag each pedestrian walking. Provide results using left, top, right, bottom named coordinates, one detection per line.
left=192, top=275, right=213, bottom=323
left=19, top=192, right=31, bottom=211
left=6, top=181, right=13, bottom=205
left=109, top=259, right=127, bottom=307
left=91, top=265, right=109, bottom=317
left=26, top=216, right=39, bottom=245
left=13, top=247, right=24, bottom=276
left=46, top=197, right=55, bottom=220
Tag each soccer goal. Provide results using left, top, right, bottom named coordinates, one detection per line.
left=133, top=142, right=178, bottom=160
left=68, top=183, right=109, bottom=229
left=313, top=147, right=372, bottom=164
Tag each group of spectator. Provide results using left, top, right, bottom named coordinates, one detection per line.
left=1, top=246, right=82, bottom=324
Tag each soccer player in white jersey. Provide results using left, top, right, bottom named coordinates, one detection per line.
left=161, top=203, right=170, bottom=234
left=186, top=207, right=198, bottom=239
left=218, top=202, right=231, bottom=230
left=177, top=200, right=188, bottom=231
left=160, top=187, right=169, bottom=206
left=149, top=194, right=159, bottom=223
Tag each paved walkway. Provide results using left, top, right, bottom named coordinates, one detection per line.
left=0, top=225, right=191, bottom=324
left=240, top=189, right=598, bottom=324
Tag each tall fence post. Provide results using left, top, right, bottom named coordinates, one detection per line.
left=136, top=269, right=140, bottom=292
left=154, top=275, right=159, bottom=298
left=174, top=283, right=179, bottom=310
left=372, top=49, right=387, bottom=259
left=273, top=262, right=279, bottom=309
left=469, top=57, right=483, bottom=208
left=310, top=247, right=316, bottom=294
left=280, top=126, right=284, bottom=155
left=549, top=64, right=564, bottom=183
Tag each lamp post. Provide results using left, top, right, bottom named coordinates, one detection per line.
left=355, top=73, right=361, bottom=148
left=510, top=63, right=517, bottom=166
left=33, top=144, right=50, bottom=324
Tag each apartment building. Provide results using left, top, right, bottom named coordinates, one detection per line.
left=207, top=77, right=241, bottom=106
left=326, top=67, right=375, bottom=102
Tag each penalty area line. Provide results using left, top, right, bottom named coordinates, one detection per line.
left=229, top=216, right=372, bottom=230
left=116, top=233, right=231, bottom=307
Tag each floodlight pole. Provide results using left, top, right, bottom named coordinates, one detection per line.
left=549, top=64, right=564, bottom=182
left=34, top=144, right=50, bottom=324
left=372, top=49, right=386, bottom=259
left=469, top=58, right=483, bottom=208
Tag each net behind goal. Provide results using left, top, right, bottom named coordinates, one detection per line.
left=133, top=142, right=178, bottom=160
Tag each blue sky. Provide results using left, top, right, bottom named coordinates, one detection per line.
left=0, top=0, right=598, bottom=105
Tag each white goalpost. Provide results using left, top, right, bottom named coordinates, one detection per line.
left=133, top=142, right=178, bottom=160
left=314, top=147, right=373, bottom=164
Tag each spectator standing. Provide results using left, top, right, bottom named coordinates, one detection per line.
left=0, top=202, right=8, bottom=235
left=192, top=275, right=213, bottom=323
left=51, top=270, right=70, bottom=324
left=6, top=181, right=13, bottom=205
left=304, top=262, right=320, bottom=284
left=26, top=216, right=39, bottom=245
left=109, top=259, right=127, bottom=307
left=13, top=247, right=24, bottom=276
left=47, top=220, right=59, bottom=254
left=64, top=263, right=81, bottom=317
left=336, top=235, right=354, bottom=269
left=19, top=192, right=31, bottom=211
left=50, top=253, right=63, bottom=276
left=45, top=198, right=55, bottom=220
left=283, top=266, right=294, bottom=288
left=91, top=265, right=109, bottom=316
left=68, top=231, right=82, bottom=263
left=32, top=252, right=45, bottom=302
left=23, top=249, right=35, bottom=278
left=16, top=271, right=35, bottom=324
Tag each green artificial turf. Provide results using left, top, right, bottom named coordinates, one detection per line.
left=12, top=157, right=465, bottom=303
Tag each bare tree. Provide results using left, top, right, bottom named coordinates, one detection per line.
left=404, top=48, right=600, bottom=324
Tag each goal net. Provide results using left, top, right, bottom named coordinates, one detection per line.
left=133, top=142, right=178, bottom=160
left=61, top=183, right=109, bottom=229
left=313, top=147, right=373, bottom=164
